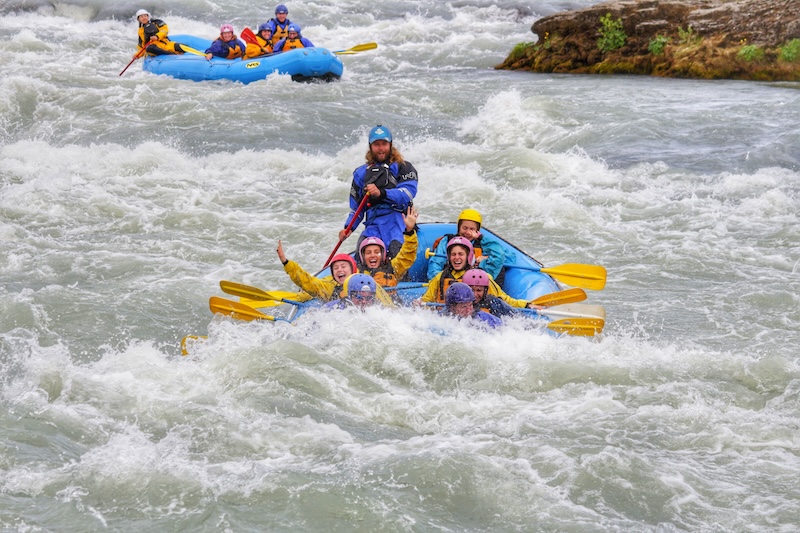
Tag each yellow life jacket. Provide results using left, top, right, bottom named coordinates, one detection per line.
left=223, top=39, right=244, bottom=59
left=281, top=38, right=305, bottom=51
left=435, top=268, right=468, bottom=304
left=272, top=21, right=290, bottom=42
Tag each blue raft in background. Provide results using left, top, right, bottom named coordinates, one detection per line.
left=143, top=34, right=344, bottom=83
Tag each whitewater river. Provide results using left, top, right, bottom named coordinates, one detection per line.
left=1, top=0, right=799, bottom=531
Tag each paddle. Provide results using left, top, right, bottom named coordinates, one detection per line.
left=530, top=288, right=587, bottom=306
left=546, top=317, right=604, bottom=337
left=119, top=46, right=148, bottom=76
left=209, top=296, right=293, bottom=323
left=177, top=44, right=205, bottom=56
left=425, top=249, right=607, bottom=290
left=241, top=27, right=259, bottom=45
left=524, top=303, right=605, bottom=320
left=219, top=281, right=310, bottom=303
left=333, top=42, right=377, bottom=55
left=324, top=193, right=370, bottom=268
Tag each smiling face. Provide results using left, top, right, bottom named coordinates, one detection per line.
left=369, top=139, right=391, bottom=164
left=260, top=29, right=272, bottom=40
left=276, top=12, right=287, bottom=23
left=448, top=245, right=469, bottom=271
left=362, top=245, right=383, bottom=269
left=469, top=285, right=487, bottom=302
left=331, top=260, right=354, bottom=284
left=137, top=14, right=150, bottom=24
left=458, top=220, right=480, bottom=241
left=221, top=31, right=234, bottom=42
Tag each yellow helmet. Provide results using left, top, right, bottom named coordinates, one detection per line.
left=457, top=208, right=482, bottom=229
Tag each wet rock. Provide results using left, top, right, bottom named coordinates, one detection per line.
left=497, top=0, right=800, bottom=81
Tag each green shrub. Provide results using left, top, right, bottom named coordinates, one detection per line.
left=738, top=44, right=764, bottom=62
left=779, top=38, right=800, bottom=62
left=648, top=35, right=669, bottom=55
left=677, top=26, right=698, bottom=45
left=510, top=42, right=534, bottom=61
left=597, top=13, right=627, bottom=53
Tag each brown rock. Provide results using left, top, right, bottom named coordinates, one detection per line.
left=497, top=0, right=800, bottom=81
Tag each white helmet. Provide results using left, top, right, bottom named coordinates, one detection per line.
left=135, top=9, right=150, bottom=18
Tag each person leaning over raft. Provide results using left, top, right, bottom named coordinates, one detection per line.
left=205, top=24, right=246, bottom=60
left=441, top=282, right=502, bottom=329
left=273, top=24, right=314, bottom=52
left=339, top=125, right=419, bottom=260
left=134, top=9, right=185, bottom=56
left=244, top=23, right=274, bottom=58
left=322, top=274, right=389, bottom=312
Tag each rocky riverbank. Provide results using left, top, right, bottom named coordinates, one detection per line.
left=497, top=0, right=800, bottom=81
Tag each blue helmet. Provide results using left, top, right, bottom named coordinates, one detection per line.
left=258, top=22, right=272, bottom=33
left=445, top=282, right=475, bottom=305
left=345, top=274, right=376, bottom=297
left=368, top=125, right=392, bottom=145
left=275, top=4, right=288, bottom=14
left=287, top=23, right=301, bottom=34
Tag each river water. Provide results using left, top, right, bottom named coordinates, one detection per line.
left=1, top=0, right=799, bottom=531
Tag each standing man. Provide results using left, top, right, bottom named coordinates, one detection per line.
left=339, top=125, right=419, bottom=259
left=134, top=9, right=184, bottom=57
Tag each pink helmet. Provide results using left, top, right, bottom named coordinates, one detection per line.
left=359, top=236, right=386, bottom=264
left=462, top=268, right=490, bottom=287
left=446, top=236, right=475, bottom=266
left=220, top=24, right=234, bottom=33
left=330, top=253, right=357, bottom=274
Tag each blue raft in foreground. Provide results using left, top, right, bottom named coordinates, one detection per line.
left=143, top=34, right=343, bottom=83
left=286, top=222, right=563, bottom=320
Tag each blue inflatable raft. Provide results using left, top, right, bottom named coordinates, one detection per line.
left=143, top=34, right=343, bottom=83
left=285, top=222, right=563, bottom=320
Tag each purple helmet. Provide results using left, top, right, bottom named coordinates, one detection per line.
left=220, top=24, right=234, bottom=34
left=344, top=274, right=376, bottom=296
left=359, top=236, right=386, bottom=264
left=445, top=282, right=475, bottom=305
left=446, top=236, right=475, bottom=266
left=462, top=269, right=490, bottom=287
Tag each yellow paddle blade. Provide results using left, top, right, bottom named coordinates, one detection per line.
left=540, top=304, right=605, bottom=321
left=541, top=264, right=607, bottom=291
left=239, top=298, right=284, bottom=308
left=532, top=288, right=587, bottom=306
left=547, top=318, right=605, bottom=337
left=219, top=281, right=310, bottom=303
left=209, top=296, right=274, bottom=322
left=333, top=42, right=377, bottom=55
left=178, top=44, right=205, bottom=56
left=180, top=335, right=207, bottom=356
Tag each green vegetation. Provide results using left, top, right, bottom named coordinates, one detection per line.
left=597, top=13, right=627, bottom=53
left=648, top=35, right=669, bottom=56
left=677, top=26, right=698, bottom=45
left=509, top=41, right=535, bottom=62
left=779, top=39, right=800, bottom=62
left=738, top=43, right=765, bottom=62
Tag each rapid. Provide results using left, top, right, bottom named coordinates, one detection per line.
left=1, top=0, right=799, bottom=531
